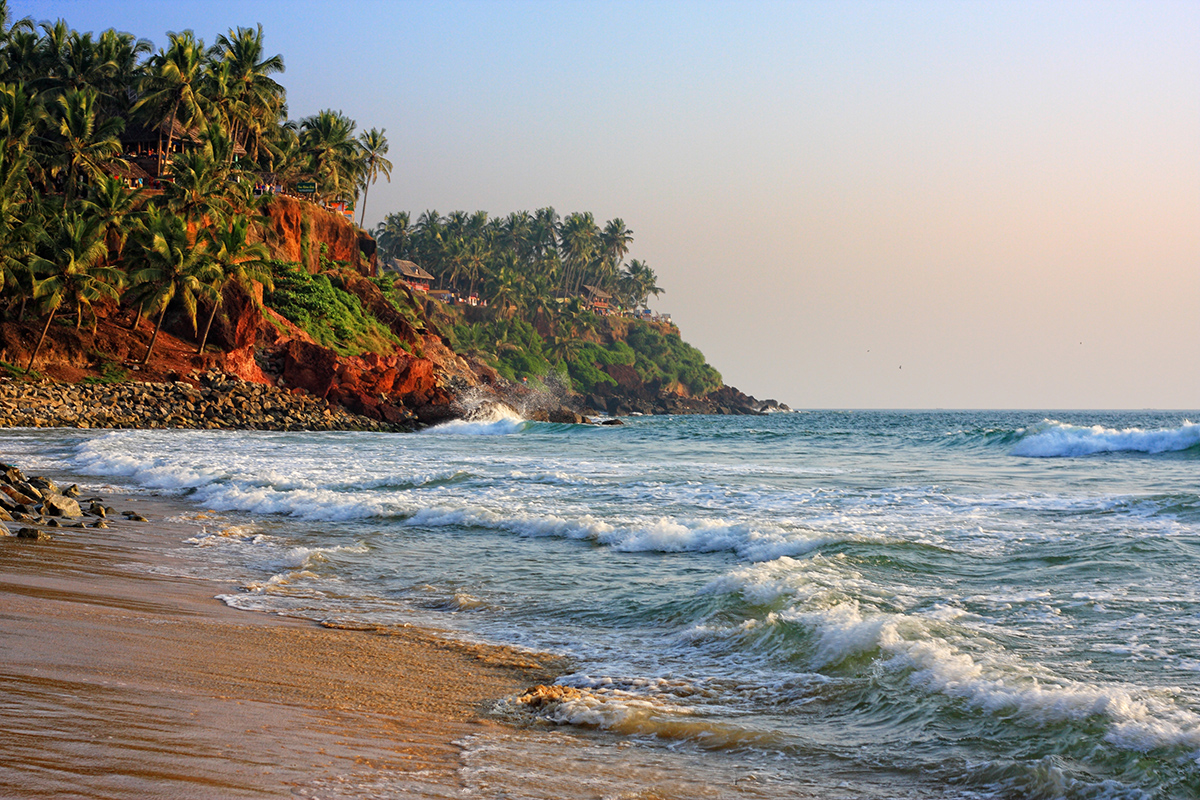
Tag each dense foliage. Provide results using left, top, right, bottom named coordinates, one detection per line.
left=0, top=3, right=393, bottom=365
left=375, top=208, right=664, bottom=314
left=265, top=261, right=397, bottom=355
left=0, top=4, right=724, bottom=400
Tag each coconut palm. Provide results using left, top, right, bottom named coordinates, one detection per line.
left=557, top=211, right=598, bottom=296
left=134, top=30, right=208, bottom=176
left=195, top=214, right=272, bottom=353
left=160, top=135, right=235, bottom=229
left=208, top=24, right=285, bottom=162
left=620, top=259, right=663, bottom=308
left=49, top=86, right=125, bottom=205
left=299, top=108, right=360, bottom=202
left=127, top=207, right=219, bottom=363
left=599, top=218, right=633, bottom=291
left=373, top=211, right=411, bottom=262
left=356, top=126, right=391, bottom=226
left=25, top=212, right=122, bottom=371
left=0, top=149, right=41, bottom=319
left=82, top=174, right=143, bottom=264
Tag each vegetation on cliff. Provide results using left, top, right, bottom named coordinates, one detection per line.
left=0, top=5, right=749, bottom=419
left=0, top=3, right=393, bottom=367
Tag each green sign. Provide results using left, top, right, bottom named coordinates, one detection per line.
left=296, top=181, right=316, bottom=194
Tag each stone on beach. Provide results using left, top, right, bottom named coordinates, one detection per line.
left=42, top=494, right=83, bottom=519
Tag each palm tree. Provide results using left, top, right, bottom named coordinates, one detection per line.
left=195, top=214, right=272, bottom=353
left=558, top=211, right=598, bottom=296
left=0, top=149, right=41, bottom=319
left=208, top=24, right=285, bottom=162
left=355, top=126, right=391, bottom=226
left=160, top=130, right=237, bottom=230
left=82, top=175, right=142, bottom=264
left=134, top=30, right=208, bottom=176
left=483, top=253, right=525, bottom=317
left=49, top=86, right=125, bottom=205
left=373, top=211, right=411, bottom=262
left=621, top=259, right=663, bottom=308
left=299, top=108, right=360, bottom=202
left=599, top=218, right=633, bottom=291
left=127, top=207, right=218, bottom=363
left=25, top=212, right=121, bottom=371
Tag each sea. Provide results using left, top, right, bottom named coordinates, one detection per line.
left=3, top=409, right=1200, bottom=800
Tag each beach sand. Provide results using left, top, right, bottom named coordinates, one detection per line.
left=0, top=491, right=565, bottom=799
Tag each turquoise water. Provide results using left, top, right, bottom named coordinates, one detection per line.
left=5, top=410, right=1200, bottom=799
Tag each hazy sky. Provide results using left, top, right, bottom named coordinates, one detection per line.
left=14, top=0, right=1200, bottom=408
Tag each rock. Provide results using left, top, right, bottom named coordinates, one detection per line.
left=62, top=484, right=80, bottom=498
left=0, top=506, right=11, bottom=522
left=42, top=495, right=83, bottom=519
left=16, top=527, right=49, bottom=540
left=600, top=418, right=625, bottom=426
left=28, top=476, right=59, bottom=495
left=517, top=684, right=588, bottom=710
left=91, top=520, right=109, bottom=529
left=126, top=514, right=148, bottom=522
left=1, top=485, right=37, bottom=507
left=0, top=463, right=26, bottom=484
left=548, top=407, right=585, bottom=424
left=0, top=520, right=10, bottom=536
left=45, top=518, right=61, bottom=527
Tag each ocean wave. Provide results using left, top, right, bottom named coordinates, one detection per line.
left=406, top=504, right=853, bottom=561
left=422, top=417, right=528, bottom=435
left=777, top=600, right=1200, bottom=756
left=1012, top=420, right=1200, bottom=458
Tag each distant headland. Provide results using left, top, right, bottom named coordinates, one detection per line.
left=0, top=7, right=788, bottom=429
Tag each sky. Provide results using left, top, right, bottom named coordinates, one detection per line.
left=13, top=0, right=1200, bottom=409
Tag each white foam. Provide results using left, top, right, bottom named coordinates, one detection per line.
left=1012, top=420, right=1200, bottom=458
left=423, top=406, right=527, bottom=436
left=778, top=600, right=1200, bottom=754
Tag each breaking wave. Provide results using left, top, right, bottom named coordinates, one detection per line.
left=1012, top=420, right=1200, bottom=458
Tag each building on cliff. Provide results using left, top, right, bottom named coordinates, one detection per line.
left=388, top=260, right=437, bottom=293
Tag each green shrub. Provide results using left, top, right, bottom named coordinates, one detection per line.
left=265, top=261, right=398, bottom=355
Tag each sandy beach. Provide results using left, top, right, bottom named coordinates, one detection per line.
left=0, top=489, right=564, bottom=799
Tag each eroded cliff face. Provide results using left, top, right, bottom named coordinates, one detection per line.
left=259, top=195, right=377, bottom=275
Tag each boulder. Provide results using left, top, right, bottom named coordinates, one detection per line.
left=1, top=485, right=36, bottom=507
left=1, top=463, right=26, bottom=484
left=42, top=495, right=83, bottom=519
left=0, top=520, right=10, bottom=536
left=548, top=407, right=586, bottom=424
left=28, top=476, right=59, bottom=495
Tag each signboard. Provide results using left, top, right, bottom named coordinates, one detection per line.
left=296, top=181, right=316, bottom=194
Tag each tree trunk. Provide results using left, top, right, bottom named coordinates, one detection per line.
left=197, top=300, right=220, bottom=354
left=130, top=304, right=142, bottom=330
left=26, top=307, right=56, bottom=373
left=162, top=98, right=180, bottom=178
left=143, top=305, right=167, bottom=365
left=358, top=180, right=371, bottom=226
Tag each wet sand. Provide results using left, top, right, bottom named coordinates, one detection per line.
left=0, top=492, right=564, bottom=799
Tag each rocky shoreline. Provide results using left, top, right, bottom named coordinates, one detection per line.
left=0, top=372, right=411, bottom=432
left=0, top=460, right=131, bottom=540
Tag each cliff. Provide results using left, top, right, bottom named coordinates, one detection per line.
left=259, top=195, right=378, bottom=275
left=1, top=198, right=779, bottom=425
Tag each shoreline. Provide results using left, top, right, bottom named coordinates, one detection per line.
left=1, top=372, right=412, bottom=432
left=0, top=458, right=565, bottom=799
